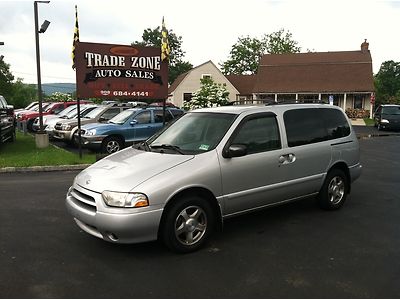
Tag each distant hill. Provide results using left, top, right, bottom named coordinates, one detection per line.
left=42, top=83, right=76, bottom=96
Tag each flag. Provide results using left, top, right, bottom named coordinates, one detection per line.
left=71, top=5, right=79, bottom=70
left=161, top=17, right=170, bottom=62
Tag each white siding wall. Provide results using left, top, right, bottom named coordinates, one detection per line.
left=169, top=62, right=239, bottom=108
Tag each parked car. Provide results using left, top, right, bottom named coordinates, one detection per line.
left=66, top=103, right=362, bottom=253
left=32, top=104, right=79, bottom=132
left=16, top=100, right=92, bottom=131
left=374, top=104, right=400, bottom=131
left=53, top=104, right=130, bottom=144
left=14, top=101, right=39, bottom=114
left=76, top=107, right=184, bottom=154
left=0, top=95, right=16, bottom=144
left=43, top=104, right=99, bottom=139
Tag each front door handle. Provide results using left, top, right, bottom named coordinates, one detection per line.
left=279, top=153, right=296, bottom=165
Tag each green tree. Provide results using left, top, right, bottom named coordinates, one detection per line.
left=9, top=79, right=37, bottom=108
left=0, top=59, right=15, bottom=100
left=183, top=77, right=230, bottom=110
left=265, top=28, right=301, bottom=54
left=374, top=60, right=400, bottom=105
left=133, top=27, right=193, bottom=84
left=221, top=29, right=301, bottom=75
left=221, top=36, right=268, bottom=75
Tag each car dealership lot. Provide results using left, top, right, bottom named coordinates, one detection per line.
left=1, top=135, right=400, bottom=298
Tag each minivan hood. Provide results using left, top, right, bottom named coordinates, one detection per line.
left=75, top=147, right=194, bottom=193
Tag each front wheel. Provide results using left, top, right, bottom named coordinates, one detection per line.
left=161, top=196, right=215, bottom=253
left=101, top=136, right=124, bottom=154
left=318, top=169, right=348, bottom=210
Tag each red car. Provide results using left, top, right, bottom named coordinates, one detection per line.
left=17, top=100, right=92, bottom=131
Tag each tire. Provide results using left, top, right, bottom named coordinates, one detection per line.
left=101, top=136, right=124, bottom=154
left=27, top=119, right=35, bottom=132
left=161, top=196, right=215, bottom=253
left=318, top=169, right=348, bottom=210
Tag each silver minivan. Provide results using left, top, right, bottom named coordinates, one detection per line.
left=66, top=104, right=362, bottom=253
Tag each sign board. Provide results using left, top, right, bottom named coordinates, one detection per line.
left=329, top=95, right=334, bottom=105
left=75, top=42, right=168, bottom=99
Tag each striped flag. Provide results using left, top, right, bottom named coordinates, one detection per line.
left=71, top=5, right=79, bottom=70
left=161, top=17, right=170, bottom=62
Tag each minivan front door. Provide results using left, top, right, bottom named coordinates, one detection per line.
left=219, top=113, right=288, bottom=215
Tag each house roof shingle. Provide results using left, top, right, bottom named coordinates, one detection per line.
left=253, top=50, right=374, bottom=93
left=226, top=74, right=256, bottom=95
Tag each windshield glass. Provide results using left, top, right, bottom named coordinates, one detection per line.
left=83, top=106, right=105, bottom=119
left=44, top=103, right=58, bottom=112
left=65, top=107, right=78, bottom=119
left=149, top=112, right=236, bottom=154
left=382, top=106, right=400, bottom=115
left=58, top=105, right=77, bottom=117
left=109, top=109, right=136, bottom=124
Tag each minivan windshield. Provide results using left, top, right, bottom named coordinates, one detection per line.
left=382, top=106, right=400, bottom=115
left=148, top=112, right=236, bottom=154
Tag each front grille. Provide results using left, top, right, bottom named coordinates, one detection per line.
left=69, top=188, right=97, bottom=213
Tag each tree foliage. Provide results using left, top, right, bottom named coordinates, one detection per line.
left=133, top=27, right=193, bottom=85
left=0, top=60, right=15, bottom=100
left=10, top=79, right=37, bottom=109
left=374, top=60, right=400, bottom=105
left=221, top=36, right=268, bottom=75
left=221, top=28, right=301, bottom=75
left=183, top=77, right=230, bottom=110
left=265, top=28, right=301, bottom=54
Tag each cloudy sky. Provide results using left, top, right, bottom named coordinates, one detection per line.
left=1, top=0, right=399, bottom=84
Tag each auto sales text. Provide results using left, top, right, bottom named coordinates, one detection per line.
left=84, top=52, right=161, bottom=79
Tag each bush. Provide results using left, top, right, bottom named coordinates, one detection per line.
left=345, top=108, right=370, bottom=119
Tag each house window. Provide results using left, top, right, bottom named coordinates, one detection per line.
left=201, top=74, right=212, bottom=80
left=353, top=95, right=363, bottom=109
left=183, top=93, right=193, bottom=102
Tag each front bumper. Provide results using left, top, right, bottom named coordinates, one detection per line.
left=53, top=129, right=74, bottom=141
left=74, top=134, right=106, bottom=150
left=65, top=184, right=163, bottom=243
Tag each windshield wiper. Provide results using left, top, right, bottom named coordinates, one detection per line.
left=150, top=144, right=184, bottom=154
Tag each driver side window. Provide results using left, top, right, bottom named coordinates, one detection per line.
left=231, top=115, right=281, bottom=154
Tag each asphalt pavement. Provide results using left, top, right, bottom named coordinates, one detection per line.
left=1, top=134, right=400, bottom=298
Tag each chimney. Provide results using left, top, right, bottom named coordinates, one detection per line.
left=361, top=39, right=369, bottom=53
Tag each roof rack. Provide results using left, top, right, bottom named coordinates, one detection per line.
left=225, top=99, right=329, bottom=106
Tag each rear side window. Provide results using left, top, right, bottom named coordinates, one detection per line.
left=284, top=108, right=350, bottom=147
left=154, top=110, right=173, bottom=123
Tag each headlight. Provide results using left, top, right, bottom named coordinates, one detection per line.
left=85, top=129, right=96, bottom=136
left=61, top=124, right=72, bottom=131
left=381, top=119, right=389, bottom=124
left=102, top=191, right=149, bottom=208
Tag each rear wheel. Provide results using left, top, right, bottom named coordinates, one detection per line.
left=318, top=169, right=348, bottom=210
left=161, top=196, right=214, bottom=253
left=101, top=136, right=124, bottom=154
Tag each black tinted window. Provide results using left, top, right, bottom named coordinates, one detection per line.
left=284, top=108, right=350, bottom=147
left=323, top=108, right=350, bottom=139
left=154, top=110, right=173, bottom=123
left=232, top=115, right=281, bottom=154
left=101, top=108, right=121, bottom=120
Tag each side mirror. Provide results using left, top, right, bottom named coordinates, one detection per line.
left=130, top=119, right=138, bottom=126
left=98, top=116, right=107, bottom=122
left=223, top=144, right=247, bottom=158
left=6, top=105, right=14, bottom=116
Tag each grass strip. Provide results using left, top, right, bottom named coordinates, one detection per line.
left=0, top=132, right=96, bottom=168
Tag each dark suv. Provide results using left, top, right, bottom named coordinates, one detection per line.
left=374, top=104, right=400, bottom=131
left=0, top=95, right=16, bottom=144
